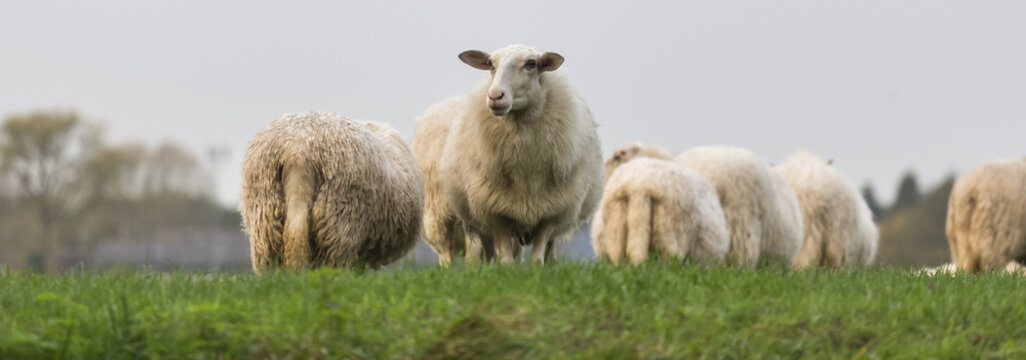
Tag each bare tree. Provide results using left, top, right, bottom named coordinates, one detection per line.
left=0, top=110, right=99, bottom=270
left=141, top=142, right=210, bottom=197
left=0, top=110, right=230, bottom=270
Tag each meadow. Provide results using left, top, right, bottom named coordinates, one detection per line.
left=2, top=262, right=1025, bottom=359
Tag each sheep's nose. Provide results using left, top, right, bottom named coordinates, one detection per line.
left=489, top=91, right=505, bottom=101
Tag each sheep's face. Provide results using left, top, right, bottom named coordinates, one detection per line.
left=459, top=45, right=564, bottom=117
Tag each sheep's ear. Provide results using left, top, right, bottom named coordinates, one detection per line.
left=459, top=50, right=492, bottom=70
left=538, top=52, right=564, bottom=72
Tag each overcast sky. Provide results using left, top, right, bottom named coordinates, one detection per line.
left=2, top=1, right=1024, bottom=205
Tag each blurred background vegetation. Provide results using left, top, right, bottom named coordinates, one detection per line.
left=0, top=110, right=245, bottom=271
left=865, top=172, right=955, bottom=267
left=0, top=109, right=955, bottom=271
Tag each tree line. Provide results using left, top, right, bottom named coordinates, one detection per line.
left=0, top=110, right=238, bottom=271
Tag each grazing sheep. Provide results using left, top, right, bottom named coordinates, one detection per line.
left=773, top=151, right=878, bottom=268
left=946, top=158, right=1026, bottom=273
left=675, top=146, right=802, bottom=265
left=239, top=112, right=424, bottom=271
left=412, top=44, right=603, bottom=264
left=592, top=143, right=729, bottom=265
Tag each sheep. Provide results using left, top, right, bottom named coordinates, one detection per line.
left=675, top=146, right=802, bottom=265
left=592, top=143, right=729, bottom=265
left=773, top=151, right=878, bottom=268
left=239, top=112, right=424, bottom=271
left=411, top=44, right=603, bottom=264
left=946, top=157, right=1026, bottom=273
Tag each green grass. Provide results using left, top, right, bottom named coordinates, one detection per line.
left=2, top=263, right=1025, bottom=359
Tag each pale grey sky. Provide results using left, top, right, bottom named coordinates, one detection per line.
left=2, top=1, right=1024, bottom=205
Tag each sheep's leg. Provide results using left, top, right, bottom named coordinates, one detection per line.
left=790, top=232, right=819, bottom=269
left=545, top=233, right=571, bottom=263
left=282, top=163, right=315, bottom=269
left=968, top=211, right=1004, bottom=273
left=528, top=228, right=556, bottom=264
left=950, top=195, right=987, bottom=273
left=248, top=229, right=276, bottom=273
left=511, top=238, right=522, bottom=261
left=529, top=239, right=548, bottom=263
left=955, top=245, right=981, bottom=273
left=244, top=204, right=281, bottom=273
left=823, top=233, right=844, bottom=267
left=481, top=234, right=496, bottom=261
left=250, top=245, right=273, bottom=273
left=495, top=233, right=517, bottom=264
left=464, top=225, right=485, bottom=265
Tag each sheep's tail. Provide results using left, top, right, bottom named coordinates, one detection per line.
left=283, top=162, right=316, bottom=268
left=626, top=194, right=653, bottom=265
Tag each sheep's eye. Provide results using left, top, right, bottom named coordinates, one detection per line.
left=524, top=60, right=537, bottom=70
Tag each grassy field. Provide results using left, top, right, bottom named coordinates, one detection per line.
left=2, top=263, right=1025, bottom=359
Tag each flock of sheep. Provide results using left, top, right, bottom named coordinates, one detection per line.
left=238, top=44, right=1026, bottom=274
left=594, top=144, right=876, bottom=267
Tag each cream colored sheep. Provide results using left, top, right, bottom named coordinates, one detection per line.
left=412, top=44, right=603, bottom=264
left=410, top=99, right=510, bottom=264
left=946, top=158, right=1026, bottom=273
left=592, top=144, right=728, bottom=265
left=675, top=146, right=802, bottom=265
left=239, top=112, right=423, bottom=271
left=773, top=151, right=878, bottom=268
